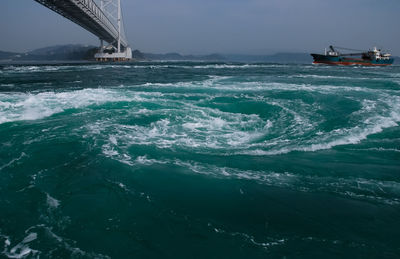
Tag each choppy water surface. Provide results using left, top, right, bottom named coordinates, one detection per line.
left=0, top=62, right=399, bottom=258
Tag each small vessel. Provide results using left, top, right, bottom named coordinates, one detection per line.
left=311, top=46, right=394, bottom=66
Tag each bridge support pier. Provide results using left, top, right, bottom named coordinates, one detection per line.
left=95, top=39, right=132, bottom=62
left=94, top=47, right=132, bottom=62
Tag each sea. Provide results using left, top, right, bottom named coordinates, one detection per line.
left=0, top=62, right=399, bottom=258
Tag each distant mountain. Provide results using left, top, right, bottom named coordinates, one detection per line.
left=224, top=53, right=313, bottom=64
left=28, top=45, right=89, bottom=56
left=1, top=45, right=398, bottom=64
left=20, top=44, right=97, bottom=61
left=0, top=45, right=98, bottom=62
left=0, top=51, right=21, bottom=61
left=132, top=50, right=146, bottom=60
left=142, top=52, right=225, bottom=61
left=0, top=46, right=225, bottom=62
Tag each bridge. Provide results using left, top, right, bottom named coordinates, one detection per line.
left=34, top=0, right=132, bottom=61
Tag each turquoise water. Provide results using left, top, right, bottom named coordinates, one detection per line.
left=0, top=62, right=399, bottom=258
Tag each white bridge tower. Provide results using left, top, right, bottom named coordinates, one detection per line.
left=95, top=0, right=132, bottom=61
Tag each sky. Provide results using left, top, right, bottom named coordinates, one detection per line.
left=1, top=0, right=399, bottom=55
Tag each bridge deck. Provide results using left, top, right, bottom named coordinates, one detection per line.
left=34, top=0, right=128, bottom=49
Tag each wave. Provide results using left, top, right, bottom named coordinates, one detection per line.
left=1, top=232, right=40, bottom=259
left=135, top=77, right=399, bottom=96
left=289, top=74, right=375, bottom=80
left=176, top=160, right=400, bottom=205
left=208, top=222, right=370, bottom=253
left=1, top=225, right=110, bottom=259
left=0, top=153, right=28, bottom=171
left=242, top=95, right=400, bottom=155
left=241, top=120, right=398, bottom=156
left=1, top=64, right=133, bottom=74
left=347, top=147, right=400, bottom=153
left=79, top=99, right=400, bottom=202
left=191, top=64, right=289, bottom=69
left=88, top=104, right=269, bottom=155
left=210, top=225, right=286, bottom=249
left=0, top=88, right=159, bottom=124
left=78, top=83, right=400, bottom=158
left=0, top=63, right=294, bottom=74
left=46, top=193, right=60, bottom=209
left=2, top=73, right=399, bottom=159
left=92, top=151, right=400, bottom=205
left=137, top=75, right=232, bottom=89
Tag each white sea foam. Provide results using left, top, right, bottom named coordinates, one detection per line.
left=206, top=80, right=400, bottom=96
left=241, top=94, right=400, bottom=155
left=1, top=233, right=11, bottom=254
left=91, top=114, right=400, bottom=205
left=2, top=64, right=133, bottom=74
left=45, top=227, right=111, bottom=258
left=138, top=76, right=231, bottom=90
left=2, top=233, right=39, bottom=259
left=172, top=160, right=400, bottom=205
left=90, top=104, right=267, bottom=154
left=289, top=74, right=380, bottom=81
left=46, top=193, right=60, bottom=209
left=73, top=78, right=400, bottom=160
left=135, top=155, right=165, bottom=165
left=123, top=64, right=288, bottom=70
left=347, top=147, right=400, bottom=153
left=211, top=225, right=286, bottom=249
left=0, top=153, right=27, bottom=171
left=240, top=119, right=398, bottom=156
left=1, top=225, right=111, bottom=259
left=0, top=88, right=154, bottom=124
left=191, top=64, right=287, bottom=69
left=4, top=70, right=397, bottom=161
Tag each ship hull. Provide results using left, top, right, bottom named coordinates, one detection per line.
left=311, top=54, right=394, bottom=66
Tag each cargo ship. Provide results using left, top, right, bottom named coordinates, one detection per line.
left=311, top=46, right=394, bottom=66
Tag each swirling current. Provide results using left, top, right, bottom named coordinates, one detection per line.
left=0, top=62, right=399, bottom=258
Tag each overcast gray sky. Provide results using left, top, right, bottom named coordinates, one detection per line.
left=1, top=0, right=399, bottom=55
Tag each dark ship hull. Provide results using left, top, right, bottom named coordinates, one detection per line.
left=311, top=54, right=394, bottom=66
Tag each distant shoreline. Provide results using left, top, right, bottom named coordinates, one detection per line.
left=1, top=44, right=399, bottom=64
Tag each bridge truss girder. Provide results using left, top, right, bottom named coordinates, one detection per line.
left=34, top=0, right=129, bottom=50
